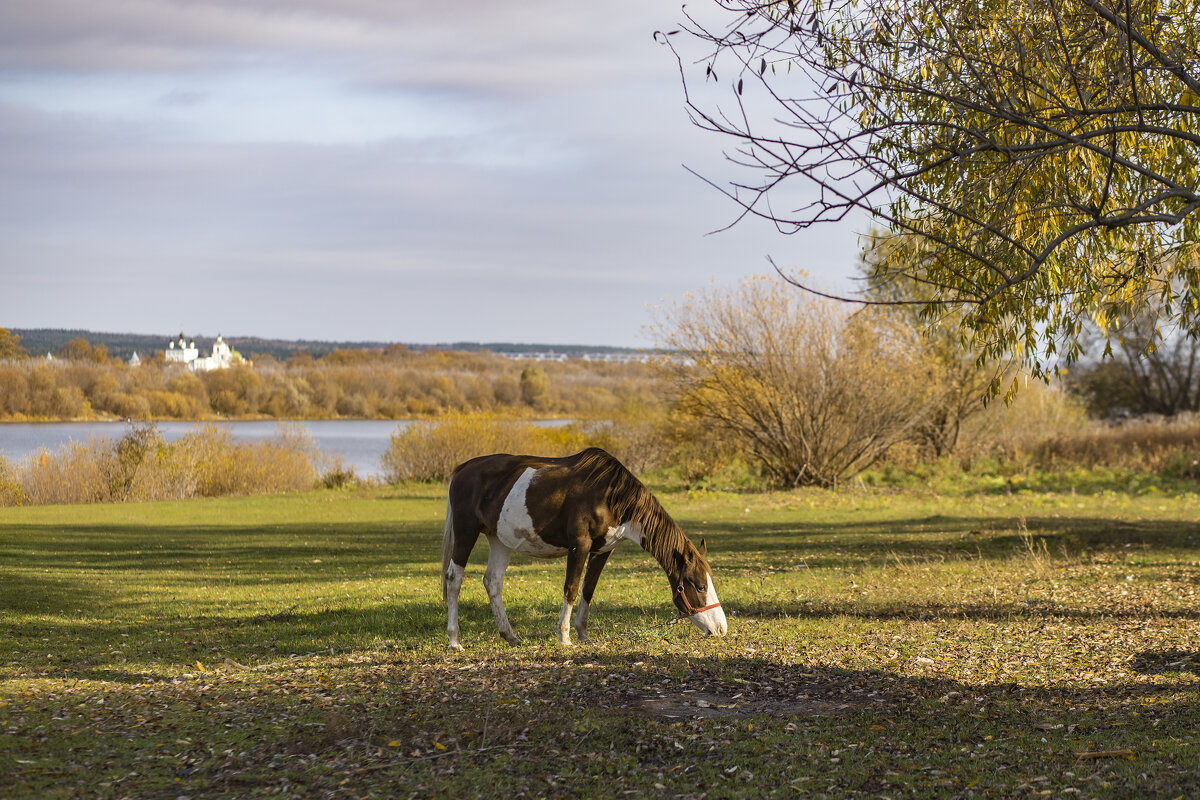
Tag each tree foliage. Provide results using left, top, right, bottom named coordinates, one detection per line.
left=669, top=0, right=1200, bottom=373
left=56, top=337, right=110, bottom=364
left=0, top=328, right=29, bottom=360
left=861, top=233, right=1016, bottom=454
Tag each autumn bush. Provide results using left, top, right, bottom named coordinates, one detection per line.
left=6, top=424, right=318, bottom=506
left=1030, top=415, right=1200, bottom=479
left=571, top=399, right=678, bottom=477
left=655, top=275, right=934, bottom=488
left=186, top=424, right=318, bottom=497
left=21, top=441, right=114, bottom=505
left=868, top=380, right=1200, bottom=486
left=951, top=378, right=1090, bottom=464
left=0, top=455, right=25, bottom=506
left=380, top=411, right=593, bottom=483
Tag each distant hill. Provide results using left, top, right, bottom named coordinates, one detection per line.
left=9, top=329, right=647, bottom=362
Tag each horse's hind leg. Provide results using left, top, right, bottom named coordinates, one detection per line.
left=483, top=536, right=520, bottom=645
left=444, top=499, right=481, bottom=651
left=445, top=559, right=466, bottom=650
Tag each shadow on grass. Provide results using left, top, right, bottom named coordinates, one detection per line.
left=6, top=645, right=1199, bottom=800
left=500, top=652, right=1192, bottom=717
left=1129, top=650, right=1200, bottom=675
left=733, top=598, right=1200, bottom=623
left=0, top=598, right=444, bottom=678
left=0, top=570, right=112, bottom=615
left=3, top=505, right=1198, bottom=675
left=2, top=513, right=1196, bottom=577
left=7, top=583, right=1200, bottom=682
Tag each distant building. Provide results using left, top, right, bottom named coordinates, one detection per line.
left=165, top=332, right=242, bottom=371
left=129, top=351, right=141, bottom=366
left=495, top=350, right=660, bottom=364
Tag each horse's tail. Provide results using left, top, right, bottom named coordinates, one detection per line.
left=441, top=481, right=454, bottom=604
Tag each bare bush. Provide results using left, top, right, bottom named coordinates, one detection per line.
left=579, top=400, right=676, bottom=477
left=655, top=275, right=934, bottom=487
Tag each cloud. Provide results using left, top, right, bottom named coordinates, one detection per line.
left=0, top=0, right=862, bottom=345
left=155, top=89, right=208, bottom=107
left=0, top=0, right=673, bottom=94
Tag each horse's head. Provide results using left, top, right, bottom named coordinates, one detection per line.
left=671, top=537, right=728, bottom=636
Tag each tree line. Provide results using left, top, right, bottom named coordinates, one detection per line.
left=3, top=304, right=1197, bottom=491
left=0, top=331, right=661, bottom=422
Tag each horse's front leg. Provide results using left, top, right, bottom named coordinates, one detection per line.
left=483, top=537, right=520, bottom=645
left=574, top=550, right=612, bottom=643
left=559, top=546, right=589, bottom=646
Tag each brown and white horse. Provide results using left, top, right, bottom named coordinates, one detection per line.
left=441, top=447, right=727, bottom=649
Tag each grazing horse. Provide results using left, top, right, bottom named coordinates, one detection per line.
left=441, top=447, right=727, bottom=649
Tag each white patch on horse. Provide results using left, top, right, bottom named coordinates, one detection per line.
left=595, top=520, right=642, bottom=553
left=445, top=561, right=466, bottom=650
left=573, top=598, right=591, bottom=642
left=496, top=468, right=567, bottom=557
left=689, top=571, right=728, bottom=637
left=558, top=598, right=574, bottom=645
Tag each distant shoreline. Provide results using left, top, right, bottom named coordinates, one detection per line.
left=9, top=328, right=656, bottom=362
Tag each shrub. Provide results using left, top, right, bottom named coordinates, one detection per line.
left=1032, top=416, right=1200, bottom=478
left=519, top=368, right=550, bottom=409
left=492, top=374, right=521, bottom=406
left=0, top=369, right=29, bottom=415
left=21, top=443, right=110, bottom=505
left=381, top=411, right=590, bottom=482
left=955, top=379, right=1090, bottom=466
left=0, top=455, right=25, bottom=506
left=575, top=399, right=675, bottom=476
left=190, top=424, right=316, bottom=497
left=318, top=456, right=363, bottom=489
left=655, top=274, right=933, bottom=487
left=11, top=423, right=319, bottom=506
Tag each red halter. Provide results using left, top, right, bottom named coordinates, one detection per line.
left=675, top=583, right=722, bottom=616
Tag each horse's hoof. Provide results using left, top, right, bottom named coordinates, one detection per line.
left=448, top=642, right=464, bottom=651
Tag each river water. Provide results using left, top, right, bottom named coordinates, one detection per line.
left=0, top=420, right=408, bottom=479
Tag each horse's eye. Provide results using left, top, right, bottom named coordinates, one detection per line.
left=698, top=585, right=706, bottom=593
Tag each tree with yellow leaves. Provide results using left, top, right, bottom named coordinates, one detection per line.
left=668, top=0, right=1200, bottom=375
left=0, top=328, right=28, bottom=360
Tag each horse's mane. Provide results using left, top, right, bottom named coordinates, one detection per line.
left=571, top=448, right=691, bottom=567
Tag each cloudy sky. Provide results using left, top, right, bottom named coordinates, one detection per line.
left=0, top=0, right=861, bottom=348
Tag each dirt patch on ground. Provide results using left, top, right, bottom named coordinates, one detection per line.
left=630, top=691, right=868, bottom=720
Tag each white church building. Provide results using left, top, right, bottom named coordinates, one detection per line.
left=165, top=332, right=242, bottom=371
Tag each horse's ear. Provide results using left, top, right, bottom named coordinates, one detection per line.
left=698, top=537, right=707, bottom=557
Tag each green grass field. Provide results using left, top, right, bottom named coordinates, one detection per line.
left=2, top=484, right=1199, bottom=798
